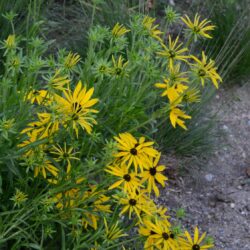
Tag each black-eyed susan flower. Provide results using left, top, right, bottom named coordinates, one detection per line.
left=182, top=87, right=201, bottom=104
left=155, top=81, right=188, bottom=105
left=157, top=36, right=189, bottom=69
left=140, top=153, right=168, bottom=197
left=145, top=219, right=178, bottom=250
left=103, top=218, right=127, bottom=242
left=55, top=80, right=98, bottom=137
left=181, top=14, right=215, bottom=41
left=64, top=51, right=81, bottom=70
left=191, top=52, right=222, bottom=88
left=114, top=132, right=159, bottom=173
left=142, top=16, right=163, bottom=42
left=179, top=227, right=214, bottom=250
left=49, top=69, right=70, bottom=91
left=51, top=143, right=79, bottom=173
left=10, top=189, right=28, bottom=208
left=112, top=23, right=130, bottom=38
left=111, top=55, right=129, bottom=78
left=105, top=163, right=141, bottom=193
left=34, top=159, right=59, bottom=179
left=115, top=190, right=152, bottom=222
left=26, top=89, right=50, bottom=105
left=169, top=107, right=191, bottom=130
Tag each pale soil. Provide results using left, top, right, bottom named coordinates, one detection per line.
left=158, top=83, right=250, bottom=250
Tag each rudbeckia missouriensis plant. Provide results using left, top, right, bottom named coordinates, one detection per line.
left=0, top=10, right=219, bottom=249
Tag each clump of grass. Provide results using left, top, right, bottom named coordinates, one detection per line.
left=204, top=0, right=250, bottom=82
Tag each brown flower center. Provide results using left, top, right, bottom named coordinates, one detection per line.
left=129, top=199, right=137, bottom=206
left=192, top=245, right=200, bottom=250
left=149, top=167, right=157, bottom=176
left=130, top=148, right=137, bottom=155
left=123, top=174, right=131, bottom=182
left=162, top=232, right=169, bottom=240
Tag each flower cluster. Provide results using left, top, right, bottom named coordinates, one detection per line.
left=105, top=132, right=213, bottom=249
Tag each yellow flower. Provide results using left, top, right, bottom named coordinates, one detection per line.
left=182, top=87, right=201, bottom=103
left=140, top=153, right=168, bottom=197
left=4, top=34, right=16, bottom=49
left=142, top=16, right=163, bottom=42
left=111, top=55, right=129, bottom=78
left=169, top=107, right=191, bottom=130
left=155, top=81, right=188, bottom=105
left=10, top=189, right=28, bottom=208
left=51, top=143, right=80, bottom=173
left=181, top=14, right=215, bottom=41
left=114, top=132, right=159, bottom=173
left=26, top=89, right=50, bottom=105
left=105, top=163, right=142, bottom=193
left=64, top=52, right=81, bottom=69
left=112, top=23, right=130, bottom=37
left=157, top=36, right=189, bottom=69
left=104, top=218, right=127, bottom=242
left=179, top=227, right=214, bottom=250
left=144, top=219, right=178, bottom=250
left=55, top=81, right=98, bottom=137
left=49, top=69, right=70, bottom=91
left=191, top=51, right=222, bottom=88
left=115, top=190, right=152, bottom=222
left=34, top=159, right=59, bottom=179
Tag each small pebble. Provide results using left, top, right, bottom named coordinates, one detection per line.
left=205, top=174, right=214, bottom=182
left=230, top=203, right=235, bottom=209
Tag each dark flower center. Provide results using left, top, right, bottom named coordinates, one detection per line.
left=123, top=174, right=131, bottom=182
left=63, top=153, right=69, bottom=158
left=130, top=148, right=137, bottom=155
left=72, top=113, right=79, bottom=121
left=169, top=50, right=176, bottom=58
left=99, top=65, right=106, bottom=72
left=72, top=102, right=82, bottom=113
left=192, top=245, right=200, bottom=250
left=129, top=199, right=137, bottom=206
left=115, top=68, right=122, bottom=75
left=149, top=167, right=157, bottom=176
left=162, top=232, right=169, bottom=240
left=193, top=26, right=201, bottom=33
left=198, top=69, right=206, bottom=77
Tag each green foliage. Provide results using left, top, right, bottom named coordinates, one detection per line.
left=204, top=0, right=250, bottom=81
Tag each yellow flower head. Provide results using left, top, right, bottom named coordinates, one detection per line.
left=64, top=52, right=81, bottom=69
left=181, top=14, right=215, bottom=41
left=114, top=132, right=159, bottom=173
left=26, top=89, right=50, bottom=105
left=51, top=143, right=80, bottom=173
left=10, top=189, right=28, bottom=208
left=112, top=23, right=130, bottom=38
left=49, top=69, right=70, bottom=91
left=104, top=218, right=127, bottom=242
left=115, top=189, right=152, bottom=222
left=157, top=36, right=189, bottom=69
left=55, top=80, right=98, bottom=137
left=142, top=16, right=163, bottom=42
left=180, top=227, right=214, bottom=250
left=140, top=153, right=168, bottom=197
left=105, top=163, right=142, bottom=193
left=169, top=107, right=191, bottom=130
left=191, top=51, right=222, bottom=88
left=111, top=55, right=129, bottom=78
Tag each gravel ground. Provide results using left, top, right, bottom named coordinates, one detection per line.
left=158, top=83, right=250, bottom=249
